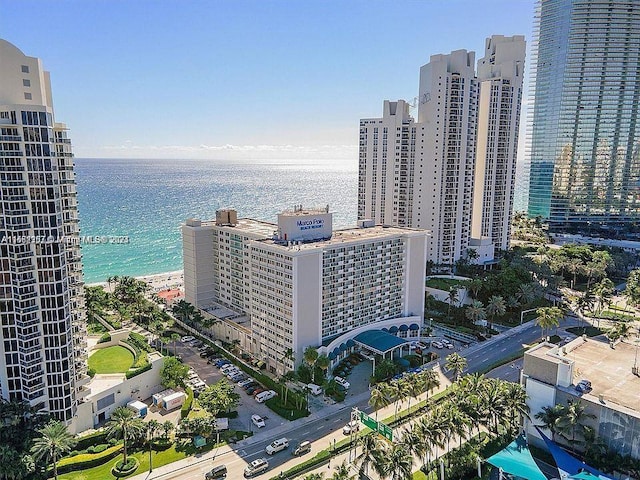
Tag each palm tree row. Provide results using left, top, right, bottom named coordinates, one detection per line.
left=368, top=369, right=441, bottom=421
left=360, top=374, right=528, bottom=479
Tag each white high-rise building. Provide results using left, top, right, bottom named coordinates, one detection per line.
left=183, top=208, right=427, bottom=375
left=417, top=50, right=478, bottom=265
left=359, top=36, right=525, bottom=265
left=473, top=35, right=525, bottom=251
left=0, top=39, right=88, bottom=421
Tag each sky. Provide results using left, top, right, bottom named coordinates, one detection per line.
left=0, top=0, right=536, bottom=160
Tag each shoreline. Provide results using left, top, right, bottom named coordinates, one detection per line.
left=86, top=269, right=184, bottom=292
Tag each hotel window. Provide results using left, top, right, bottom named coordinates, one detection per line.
left=24, top=93, right=32, bottom=100
left=21, top=65, right=29, bottom=73
left=23, top=79, right=31, bottom=87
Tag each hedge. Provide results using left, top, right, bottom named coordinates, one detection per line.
left=56, top=444, right=122, bottom=474
left=264, top=397, right=308, bottom=420
left=97, top=333, right=111, bottom=344
left=74, top=430, right=109, bottom=451
left=181, top=388, right=194, bottom=419
left=128, top=332, right=153, bottom=352
left=125, top=362, right=152, bottom=379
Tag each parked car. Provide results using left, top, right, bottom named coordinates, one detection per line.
left=334, top=376, right=350, bottom=389
left=239, top=378, right=255, bottom=388
left=220, top=364, right=238, bottom=374
left=181, top=335, right=195, bottom=342
left=251, top=414, right=265, bottom=428
left=265, top=437, right=289, bottom=455
left=245, top=385, right=259, bottom=395
left=307, top=384, right=322, bottom=395
left=255, top=390, right=276, bottom=403
left=192, top=380, right=206, bottom=390
left=576, top=379, right=592, bottom=393
left=343, top=420, right=360, bottom=435
left=231, top=373, right=247, bottom=383
left=244, top=458, right=269, bottom=477
left=444, top=340, right=454, bottom=349
left=205, top=465, right=227, bottom=479
left=252, top=387, right=265, bottom=397
left=432, top=341, right=444, bottom=349
left=292, top=440, right=312, bottom=456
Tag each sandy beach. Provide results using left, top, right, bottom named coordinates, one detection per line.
left=87, top=270, right=184, bottom=292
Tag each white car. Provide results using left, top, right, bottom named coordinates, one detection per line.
left=251, top=414, right=265, bottom=428
left=432, top=341, right=444, bottom=349
left=334, top=376, right=350, bottom=389
left=265, top=437, right=289, bottom=455
left=238, top=378, right=255, bottom=388
left=244, top=458, right=269, bottom=477
left=343, top=420, right=360, bottom=435
left=220, top=364, right=238, bottom=374
left=181, top=335, right=195, bottom=342
left=192, top=380, right=206, bottom=390
left=444, top=341, right=455, bottom=349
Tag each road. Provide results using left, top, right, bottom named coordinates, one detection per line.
left=139, top=317, right=582, bottom=480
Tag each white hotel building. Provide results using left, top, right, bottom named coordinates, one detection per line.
left=183, top=207, right=427, bottom=374
left=358, top=35, right=525, bottom=264
left=0, top=39, right=88, bottom=421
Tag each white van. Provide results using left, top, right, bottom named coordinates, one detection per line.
left=307, top=384, right=322, bottom=395
left=255, top=390, right=277, bottom=403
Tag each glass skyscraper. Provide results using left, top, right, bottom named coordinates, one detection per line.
left=527, top=0, right=640, bottom=236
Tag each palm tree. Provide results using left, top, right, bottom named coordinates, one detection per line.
left=170, top=333, right=181, bottom=356
left=535, top=306, right=563, bottom=338
left=486, top=295, right=506, bottom=329
left=30, top=420, right=76, bottom=480
left=445, top=352, right=467, bottom=380
left=379, top=443, right=413, bottom=480
left=355, top=433, right=384, bottom=479
left=161, top=420, right=174, bottom=440
left=369, top=385, right=391, bottom=421
left=417, top=369, right=440, bottom=401
left=414, top=416, right=442, bottom=471
left=316, top=354, right=330, bottom=381
left=502, top=382, right=529, bottom=436
left=534, top=404, right=565, bottom=441
left=606, top=322, right=632, bottom=345
left=481, top=378, right=507, bottom=436
left=557, top=400, right=596, bottom=444
left=388, top=379, right=408, bottom=420
left=331, top=461, right=353, bottom=480
left=303, top=346, right=319, bottom=383
left=576, top=289, right=595, bottom=321
left=106, top=406, right=145, bottom=467
left=593, top=278, right=615, bottom=318
left=516, top=282, right=537, bottom=306
left=303, top=473, right=325, bottom=480
left=447, top=287, right=459, bottom=320
left=464, top=278, right=483, bottom=300
left=465, top=300, right=486, bottom=326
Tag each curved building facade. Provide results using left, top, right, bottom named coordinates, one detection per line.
left=527, top=0, right=640, bottom=236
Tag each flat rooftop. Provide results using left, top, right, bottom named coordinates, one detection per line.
left=193, top=218, right=277, bottom=237
left=527, top=343, right=569, bottom=366
left=85, top=374, right=125, bottom=399
left=259, top=224, right=425, bottom=250
left=563, top=337, right=640, bottom=412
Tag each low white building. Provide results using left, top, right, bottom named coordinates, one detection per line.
left=183, top=207, right=429, bottom=375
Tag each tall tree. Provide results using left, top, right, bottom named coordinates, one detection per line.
left=535, top=306, right=563, bottom=338
left=160, top=356, right=189, bottom=388
left=534, top=405, right=565, bottom=442
left=445, top=352, right=467, bottom=380
left=379, top=443, right=413, bottom=480
left=106, top=407, right=145, bottom=467
left=30, top=421, right=76, bottom=480
left=355, top=433, right=384, bottom=478
left=486, top=295, right=506, bottom=328
left=557, top=400, right=596, bottom=444
left=465, top=300, right=486, bottom=326
left=303, top=346, right=319, bottom=383
left=368, top=385, right=391, bottom=421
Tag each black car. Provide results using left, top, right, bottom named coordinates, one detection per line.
left=205, top=465, right=227, bottom=479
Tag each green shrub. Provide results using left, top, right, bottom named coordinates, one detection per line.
left=215, top=410, right=238, bottom=419
left=74, top=430, right=109, bottom=451
left=128, top=332, right=153, bottom=352
left=264, top=397, right=308, bottom=420
left=112, top=457, right=139, bottom=477
left=125, top=362, right=152, bottom=379
left=181, top=388, right=194, bottom=419
left=87, top=367, right=96, bottom=378
left=56, top=444, right=122, bottom=474
left=132, top=351, right=149, bottom=369
left=97, top=333, right=111, bottom=344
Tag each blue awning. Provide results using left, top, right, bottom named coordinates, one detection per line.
left=389, top=326, right=399, bottom=334
left=399, top=324, right=409, bottom=332
left=346, top=339, right=355, bottom=348
left=353, top=330, right=409, bottom=355
left=381, top=328, right=388, bottom=332
left=486, top=435, right=547, bottom=480
left=328, top=351, right=336, bottom=360
left=409, top=323, right=420, bottom=331
left=332, top=347, right=340, bottom=357
left=339, top=343, right=347, bottom=352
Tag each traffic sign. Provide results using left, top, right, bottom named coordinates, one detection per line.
left=358, top=411, right=393, bottom=441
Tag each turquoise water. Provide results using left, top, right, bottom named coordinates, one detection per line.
left=75, top=158, right=358, bottom=283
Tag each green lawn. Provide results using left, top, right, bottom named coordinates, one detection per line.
left=88, top=346, right=134, bottom=374
left=425, top=277, right=465, bottom=291
left=58, top=446, right=187, bottom=480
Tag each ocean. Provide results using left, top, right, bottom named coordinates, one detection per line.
left=75, top=158, right=359, bottom=283
left=76, top=158, right=529, bottom=284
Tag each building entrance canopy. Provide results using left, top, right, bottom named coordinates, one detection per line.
left=353, top=330, right=408, bottom=356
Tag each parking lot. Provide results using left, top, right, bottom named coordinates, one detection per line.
left=169, top=338, right=285, bottom=435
